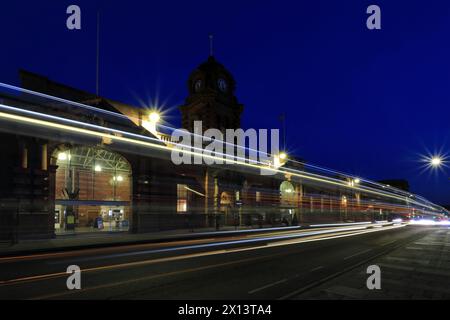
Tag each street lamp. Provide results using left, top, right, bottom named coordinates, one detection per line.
left=57, top=152, right=71, bottom=161
left=431, top=156, right=442, bottom=167
left=274, top=152, right=288, bottom=168
left=113, top=175, right=124, bottom=182
left=142, top=110, right=161, bottom=136
left=149, top=111, right=160, bottom=123
left=347, top=178, right=360, bottom=187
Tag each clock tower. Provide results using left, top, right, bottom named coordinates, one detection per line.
left=179, top=56, right=244, bottom=133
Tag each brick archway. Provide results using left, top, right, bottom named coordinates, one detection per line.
left=52, top=145, right=132, bottom=232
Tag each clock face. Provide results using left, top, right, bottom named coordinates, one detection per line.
left=217, top=78, right=227, bottom=92
left=194, top=79, right=202, bottom=92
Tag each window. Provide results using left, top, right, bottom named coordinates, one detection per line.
left=256, top=191, right=261, bottom=203
left=177, top=184, right=188, bottom=213
left=280, top=181, right=295, bottom=205
left=54, top=146, right=132, bottom=230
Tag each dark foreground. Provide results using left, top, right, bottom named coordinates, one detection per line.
left=0, top=224, right=448, bottom=300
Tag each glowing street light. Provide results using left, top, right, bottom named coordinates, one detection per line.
left=431, top=156, right=442, bottom=167
left=57, top=152, right=71, bottom=161
left=354, top=178, right=361, bottom=184
left=149, top=111, right=160, bottom=123
left=274, top=152, right=288, bottom=168
left=57, top=152, right=67, bottom=161
left=143, top=110, right=161, bottom=136
left=113, top=175, right=124, bottom=182
left=420, top=153, right=447, bottom=172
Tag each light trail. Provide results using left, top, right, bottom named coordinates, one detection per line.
left=0, top=82, right=443, bottom=212
left=44, top=224, right=378, bottom=265
left=0, top=82, right=133, bottom=122
left=0, top=103, right=442, bottom=212
left=0, top=224, right=383, bottom=265
left=0, top=223, right=404, bottom=287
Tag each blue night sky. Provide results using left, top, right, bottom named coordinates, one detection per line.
left=1, top=1, right=449, bottom=204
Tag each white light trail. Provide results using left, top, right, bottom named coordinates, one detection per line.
left=0, top=103, right=444, bottom=212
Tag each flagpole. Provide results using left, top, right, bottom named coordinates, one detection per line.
left=209, top=34, right=214, bottom=57
left=279, top=113, right=286, bottom=151
left=284, top=113, right=286, bottom=150
left=96, top=11, right=100, bottom=96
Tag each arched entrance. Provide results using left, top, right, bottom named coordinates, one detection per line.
left=280, top=180, right=296, bottom=225
left=280, top=181, right=295, bottom=205
left=53, top=146, right=132, bottom=233
left=219, top=191, right=234, bottom=225
left=220, top=191, right=232, bottom=211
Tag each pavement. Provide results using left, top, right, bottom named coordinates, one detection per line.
left=1, top=223, right=445, bottom=300
left=0, top=224, right=298, bottom=256
left=295, top=225, right=450, bottom=299
left=0, top=222, right=375, bottom=257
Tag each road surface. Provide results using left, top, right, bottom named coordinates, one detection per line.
left=0, top=223, right=446, bottom=299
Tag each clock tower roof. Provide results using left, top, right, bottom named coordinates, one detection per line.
left=197, top=56, right=229, bottom=75
left=180, top=56, right=244, bottom=132
left=187, top=56, right=236, bottom=96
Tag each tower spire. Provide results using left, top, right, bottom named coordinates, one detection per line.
left=209, top=34, right=214, bottom=57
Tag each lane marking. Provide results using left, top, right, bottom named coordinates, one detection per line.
left=385, top=256, right=429, bottom=265
left=343, top=249, right=372, bottom=260
left=414, top=241, right=450, bottom=246
left=277, top=230, right=420, bottom=300
left=405, top=246, right=424, bottom=251
left=248, top=279, right=288, bottom=294
left=377, top=262, right=415, bottom=272
left=31, top=252, right=293, bottom=300
left=310, top=266, right=324, bottom=272
left=406, top=246, right=450, bottom=254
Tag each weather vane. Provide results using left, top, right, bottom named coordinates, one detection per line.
left=209, top=34, right=214, bottom=57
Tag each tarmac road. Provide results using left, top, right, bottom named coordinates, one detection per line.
left=0, top=223, right=437, bottom=299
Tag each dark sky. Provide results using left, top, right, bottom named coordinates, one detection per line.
left=1, top=1, right=450, bottom=204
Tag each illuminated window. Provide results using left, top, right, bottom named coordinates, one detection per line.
left=256, top=191, right=261, bottom=203
left=177, top=200, right=187, bottom=212
left=341, top=195, right=347, bottom=206
left=177, top=184, right=188, bottom=213
left=280, top=181, right=295, bottom=204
